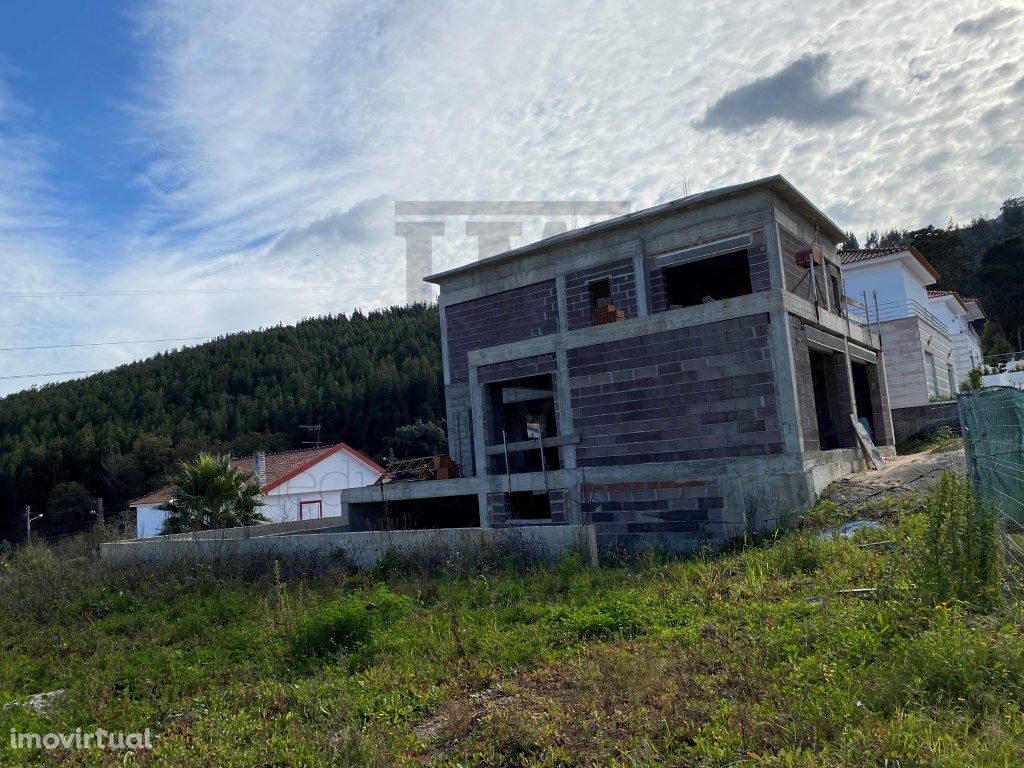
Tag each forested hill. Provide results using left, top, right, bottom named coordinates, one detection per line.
left=845, top=196, right=1024, bottom=352
left=0, top=304, right=442, bottom=542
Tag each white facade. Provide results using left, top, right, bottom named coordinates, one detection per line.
left=841, top=249, right=957, bottom=409
left=927, top=292, right=983, bottom=384
left=132, top=445, right=381, bottom=538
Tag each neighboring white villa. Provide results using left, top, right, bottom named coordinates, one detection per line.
left=926, top=289, right=984, bottom=380
left=129, top=444, right=384, bottom=538
left=841, top=246, right=957, bottom=408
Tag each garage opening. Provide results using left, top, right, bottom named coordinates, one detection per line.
left=851, top=362, right=876, bottom=441
left=663, top=250, right=753, bottom=309
left=348, top=496, right=480, bottom=531
left=809, top=349, right=841, bottom=450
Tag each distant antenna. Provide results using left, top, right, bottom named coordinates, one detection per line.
left=299, top=424, right=323, bottom=448
left=682, top=177, right=692, bottom=197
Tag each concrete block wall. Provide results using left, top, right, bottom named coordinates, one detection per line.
left=567, top=314, right=784, bottom=466
left=780, top=225, right=830, bottom=307
left=476, top=353, right=558, bottom=385
left=648, top=228, right=770, bottom=312
left=444, top=280, right=559, bottom=383
left=891, top=401, right=959, bottom=444
left=564, top=258, right=638, bottom=330
left=867, top=359, right=896, bottom=447
left=583, top=479, right=721, bottom=550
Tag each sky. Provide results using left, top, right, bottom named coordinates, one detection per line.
left=0, top=0, right=1022, bottom=397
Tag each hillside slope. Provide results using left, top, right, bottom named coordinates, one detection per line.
left=0, top=304, right=443, bottom=541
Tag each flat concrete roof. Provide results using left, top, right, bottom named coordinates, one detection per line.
left=425, top=175, right=847, bottom=284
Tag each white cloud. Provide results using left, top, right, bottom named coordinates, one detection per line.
left=1, top=0, right=1023, bottom=395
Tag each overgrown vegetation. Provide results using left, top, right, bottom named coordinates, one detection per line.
left=896, top=424, right=958, bottom=455
left=0, top=481, right=1021, bottom=766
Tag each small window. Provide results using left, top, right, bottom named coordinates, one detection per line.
left=588, top=278, right=611, bottom=310
left=947, top=365, right=956, bottom=394
left=830, top=275, right=842, bottom=313
left=663, top=250, right=752, bottom=309
left=299, top=500, right=323, bottom=520
left=925, top=353, right=938, bottom=396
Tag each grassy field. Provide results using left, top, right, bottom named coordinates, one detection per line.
left=1, top=489, right=1022, bottom=766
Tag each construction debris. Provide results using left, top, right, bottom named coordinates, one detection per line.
left=376, top=455, right=462, bottom=484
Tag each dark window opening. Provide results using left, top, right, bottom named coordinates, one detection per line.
left=589, top=278, right=611, bottom=311
left=851, top=362, right=876, bottom=441
left=663, top=250, right=752, bottom=309
left=830, top=274, right=842, bottom=314
left=506, top=491, right=551, bottom=520
left=347, top=495, right=480, bottom=531
left=486, top=373, right=561, bottom=475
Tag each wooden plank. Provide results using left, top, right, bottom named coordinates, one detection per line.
left=850, top=414, right=886, bottom=470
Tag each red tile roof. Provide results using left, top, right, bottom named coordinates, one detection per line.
left=839, top=246, right=940, bottom=281
left=927, top=289, right=968, bottom=312
left=129, top=443, right=383, bottom=507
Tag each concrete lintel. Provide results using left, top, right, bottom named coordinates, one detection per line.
left=467, top=289, right=781, bottom=369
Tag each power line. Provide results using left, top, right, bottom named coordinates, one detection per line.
left=0, top=369, right=102, bottom=381
left=0, top=334, right=218, bottom=352
left=0, top=286, right=396, bottom=298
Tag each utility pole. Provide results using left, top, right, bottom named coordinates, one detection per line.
left=95, top=497, right=105, bottom=526
left=25, top=506, right=42, bottom=546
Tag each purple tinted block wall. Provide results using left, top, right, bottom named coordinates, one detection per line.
left=445, top=281, right=560, bottom=384
left=584, top=480, right=721, bottom=550
left=564, top=258, right=637, bottom=330
left=567, top=314, right=784, bottom=467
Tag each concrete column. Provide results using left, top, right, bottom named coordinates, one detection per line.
left=767, top=221, right=805, bottom=455
left=554, top=348, right=577, bottom=470
left=555, top=275, right=568, bottom=332
left=633, top=239, right=650, bottom=317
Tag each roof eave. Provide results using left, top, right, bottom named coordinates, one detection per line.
left=424, top=175, right=847, bottom=284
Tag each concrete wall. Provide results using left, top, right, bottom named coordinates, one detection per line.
left=102, top=523, right=599, bottom=570
left=879, top=317, right=955, bottom=408
left=891, top=401, right=961, bottom=444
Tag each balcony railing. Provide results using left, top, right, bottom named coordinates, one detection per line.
left=845, top=298, right=952, bottom=337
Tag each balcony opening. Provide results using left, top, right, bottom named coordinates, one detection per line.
left=347, top=495, right=480, bottom=531
left=663, top=250, right=752, bottom=309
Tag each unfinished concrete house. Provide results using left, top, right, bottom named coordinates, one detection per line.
left=341, top=176, right=895, bottom=551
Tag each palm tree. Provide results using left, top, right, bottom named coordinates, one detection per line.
left=159, top=453, right=268, bottom=534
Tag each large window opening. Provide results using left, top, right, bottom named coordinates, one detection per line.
left=663, top=250, right=752, bottom=309
left=486, top=373, right=561, bottom=475
left=506, top=491, right=552, bottom=521
left=348, top=495, right=480, bottom=531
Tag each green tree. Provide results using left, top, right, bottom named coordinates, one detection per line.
left=46, top=481, right=95, bottom=529
left=159, top=454, right=268, bottom=534
left=907, top=225, right=966, bottom=289
left=1001, top=197, right=1024, bottom=228
left=981, top=321, right=1014, bottom=370
left=383, top=419, right=448, bottom=460
left=978, top=237, right=1024, bottom=349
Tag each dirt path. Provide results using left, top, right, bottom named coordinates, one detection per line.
left=820, top=441, right=964, bottom=512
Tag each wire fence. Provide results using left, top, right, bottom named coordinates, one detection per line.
left=959, top=387, right=1024, bottom=588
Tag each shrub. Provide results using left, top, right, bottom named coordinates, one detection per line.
left=916, top=471, right=1002, bottom=608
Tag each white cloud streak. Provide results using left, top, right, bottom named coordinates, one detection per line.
left=1, top=0, right=1023, bottom=395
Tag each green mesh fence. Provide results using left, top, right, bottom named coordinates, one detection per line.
left=959, top=386, right=1024, bottom=526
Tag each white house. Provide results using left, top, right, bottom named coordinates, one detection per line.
left=129, top=443, right=384, bottom=538
left=927, top=289, right=984, bottom=382
left=841, top=246, right=957, bottom=408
